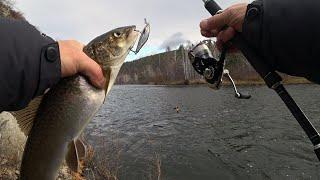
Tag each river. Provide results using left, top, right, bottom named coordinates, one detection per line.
left=85, top=84, right=320, bottom=180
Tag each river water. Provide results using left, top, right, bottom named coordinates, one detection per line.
left=85, top=84, right=320, bottom=180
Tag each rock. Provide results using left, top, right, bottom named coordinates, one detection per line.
left=1, top=158, right=8, bottom=165
left=0, top=112, right=26, bottom=158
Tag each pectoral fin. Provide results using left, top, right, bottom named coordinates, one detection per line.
left=11, top=96, right=43, bottom=136
left=66, top=140, right=80, bottom=172
left=104, top=65, right=122, bottom=97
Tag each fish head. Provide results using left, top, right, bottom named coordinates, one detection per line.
left=84, top=26, right=139, bottom=94
left=84, top=25, right=139, bottom=68
left=101, top=26, right=139, bottom=66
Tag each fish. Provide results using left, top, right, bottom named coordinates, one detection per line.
left=12, top=25, right=144, bottom=180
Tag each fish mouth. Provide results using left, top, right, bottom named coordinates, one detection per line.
left=128, top=26, right=140, bottom=49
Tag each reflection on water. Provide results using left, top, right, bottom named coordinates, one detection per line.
left=85, top=84, right=320, bottom=180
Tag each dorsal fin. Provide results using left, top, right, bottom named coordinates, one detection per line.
left=11, top=96, right=43, bottom=136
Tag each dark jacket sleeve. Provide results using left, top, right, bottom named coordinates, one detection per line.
left=242, top=0, right=320, bottom=83
left=0, top=17, right=61, bottom=112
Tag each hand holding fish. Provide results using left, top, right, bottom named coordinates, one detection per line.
left=58, top=40, right=106, bottom=88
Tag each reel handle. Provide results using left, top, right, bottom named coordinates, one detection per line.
left=223, top=70, right=251, bottom=99
left=237, top=93, right=251, bottom=99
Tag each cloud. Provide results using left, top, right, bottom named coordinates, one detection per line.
left=160, top=32, right=189, bottom=50
left=14, top=0, right=246, bottom=60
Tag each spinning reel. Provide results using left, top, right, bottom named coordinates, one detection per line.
left=188, top=40, right=251, bottom=99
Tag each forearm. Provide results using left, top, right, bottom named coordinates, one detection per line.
left=243, top=0, right=320, bottom=83
left=0, top=17, right=61, bottom=111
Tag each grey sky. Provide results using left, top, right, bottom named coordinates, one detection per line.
left=15, top=0, right=248, bottom=60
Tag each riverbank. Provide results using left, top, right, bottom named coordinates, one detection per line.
left=116, top=76, right=311, bottom=86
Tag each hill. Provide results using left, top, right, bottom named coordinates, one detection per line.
left=116, top=43, right=309, bottom=85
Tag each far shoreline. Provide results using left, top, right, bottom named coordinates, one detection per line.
left=115, top=77, right=312, bottom=87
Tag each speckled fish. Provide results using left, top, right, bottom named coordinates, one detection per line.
left=12, top=22, right=150, bottom=180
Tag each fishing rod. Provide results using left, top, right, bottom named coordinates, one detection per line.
left=190, top=0, right=320, bottom=161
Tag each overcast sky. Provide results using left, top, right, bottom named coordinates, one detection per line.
left=15, top=0, right=248, bottom=61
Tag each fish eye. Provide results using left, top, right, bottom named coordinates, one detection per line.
left=114, top=32, right=121, bottom=38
